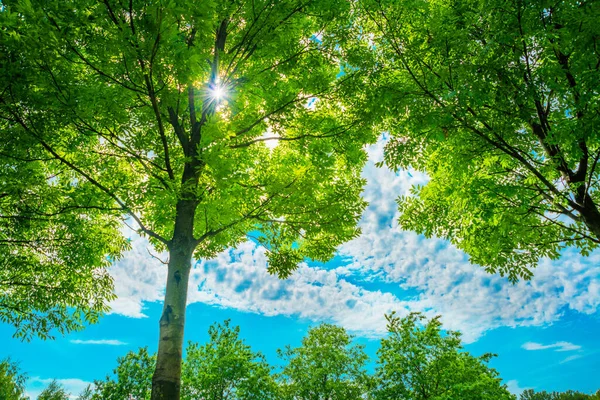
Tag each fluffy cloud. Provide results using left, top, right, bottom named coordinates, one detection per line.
left=107, top=138, right=600, bottom=342
left=187, top=242, right=409, bottom=336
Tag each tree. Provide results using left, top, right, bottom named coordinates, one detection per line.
left=521, top=389, right=600, bottom=400
left=356, top=0, right=600, bottom=280
left=373, top=312, right=514, bottom=400
left=91, top=347, right=156, bottom=400
left=0, top=0, right=372, bottom=397
left=38, top=380, right=70, bottom=400
left=182, top=320, right=278, bottom=400
left=0, top=358, right=28, bottom=400
left=278, top=323, right=371, bottom=400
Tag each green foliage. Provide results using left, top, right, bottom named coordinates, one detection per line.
left=355, top=0, right=600, bottom=280
left=278, top=323, right=371, bottom=400
left=0, top=0, right=372, bottom=275
left=0, top=358, right=28, bottom=400
left=0, top=2, right=129, bottom=340
left=521, top=389, right=600, bottom=400
left=182, top=320, right=278, bottom=400
left=37, top=380, right=70, bottom=400
left=373, top=312, right=515, bottom=400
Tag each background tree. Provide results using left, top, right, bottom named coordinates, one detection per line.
left=0, top=358, right=27, bottom=400
left=356, top=0, right=600, bottom=280
left=76, top=385, right=94, bottom=400
left=0, top=0, right=372, bottom=397
left=182, top=320, right=278, bottom=400
left=37, top=380, right=70, bottom=400
left=521, top=389, right=600, bottom=400
left=91, top=347, right=155, bottom=400
left=373, top=312, right=514, bottom=400
left=278, top=323, right=371, bottom=400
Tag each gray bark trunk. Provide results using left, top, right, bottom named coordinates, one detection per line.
left=151, top=199, right=197, bottom=400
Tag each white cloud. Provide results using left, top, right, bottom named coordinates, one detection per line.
left=26, top=377, right=92, bottom=400
left=70, top=339, right=127, bottom=345
left=522, top=341, right=581, bottom=352
left=106, top=137, right=600, bottom=342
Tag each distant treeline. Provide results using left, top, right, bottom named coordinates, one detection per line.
left=2, top=313, right=598, bottom=400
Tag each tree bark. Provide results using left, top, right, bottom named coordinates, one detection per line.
left=151, top=199, right=197, bottom=400
left=579, top=192, right=600, bottom=242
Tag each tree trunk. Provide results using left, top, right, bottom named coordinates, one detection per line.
left=579, top=192, right=600, bottom=241
left=151, top=199, right=197, bottom=400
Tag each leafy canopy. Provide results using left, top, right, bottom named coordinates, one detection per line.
left=355, top=0, right=600, bottom=280
left=0, top=0, right=371, bottom=269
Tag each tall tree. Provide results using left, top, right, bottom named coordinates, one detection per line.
left=356, top=0, right=600, bottom=280
left=278, top=323, right=371, bottom=400
left=0, top=358, right=27, bottom=400
left=373, top=312, right=514, bottom=400
left=0, top=0, right=371, bottom=398
left=182, top=320, right=278, bottom=400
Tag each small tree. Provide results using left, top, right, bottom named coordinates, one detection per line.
left=278, top=323, right=371, bottom=400
left=38, top=380, right=70, bottom=400
left=0, top=358, right=27, bottom=400
left=92, top=348, right=155, bottom=400
left=373, top=312, right=514, bottom=400
left=182, top=320, right=278, bottom=400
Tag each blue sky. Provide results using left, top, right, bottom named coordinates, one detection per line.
left=2, top=139, right=600, bottom=398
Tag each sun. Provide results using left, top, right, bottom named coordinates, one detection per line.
left=210, top=84, right=226, bottom=101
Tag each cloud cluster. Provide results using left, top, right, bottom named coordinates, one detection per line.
left=107, top=138, right=600, bottom=342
